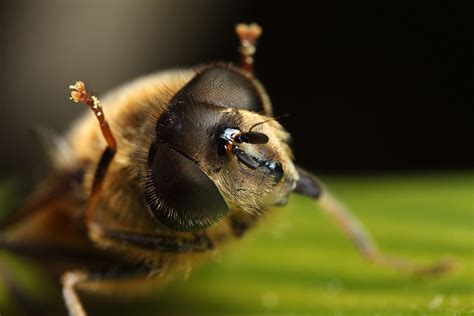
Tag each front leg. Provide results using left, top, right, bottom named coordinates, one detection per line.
left=62, top=271, right=89, bottom=316
left=294, top=166, right=456, bottom=275
left=61, top=264, right=155, bottom=316
left=235, top=23, right=262, bottom=73
left=63, top=223, right=214, bottom=316
left=89, top=223, right=213, bottom=253
left=69, top=81, right=117, bottom=227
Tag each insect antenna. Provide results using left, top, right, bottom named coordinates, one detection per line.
left=236, top=114, right=291, bottom=144
left=235, top=131, right=269, bottom=144
left=248, top=114, right=290, bottom=132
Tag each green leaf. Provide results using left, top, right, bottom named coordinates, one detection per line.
left=1, top=173, right=473, bottom=315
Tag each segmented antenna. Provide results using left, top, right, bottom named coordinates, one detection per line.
left=235, top=131, right=269, bottom=144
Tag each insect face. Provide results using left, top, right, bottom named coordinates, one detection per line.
left=215, top=110, right=298, bottom=212
left=0, top=23, right=455, bottom=316
left=144, top=67, right=298, bottom=232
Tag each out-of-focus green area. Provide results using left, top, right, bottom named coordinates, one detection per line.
left=1, top=173, right=473, bottom=315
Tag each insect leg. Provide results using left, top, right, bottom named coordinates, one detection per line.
left=89, top=223, right=213, bottom=253
left=294, top=166, right=456, bottom=275
left=69, top=82, right=117, bottom=226
left=235, top=23, right=262, bottom=73
left=62, top=271, right=89, bottom=316
left=61, top=264, right=153, bottom=316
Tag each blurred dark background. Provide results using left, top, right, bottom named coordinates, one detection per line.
left=1, top=1, right=472, bottom=182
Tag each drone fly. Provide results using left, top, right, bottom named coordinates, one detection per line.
left=0, top=23, right=454, bottom=316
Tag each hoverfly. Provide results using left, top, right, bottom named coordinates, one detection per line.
left=0, top=23, right=453, bottom=316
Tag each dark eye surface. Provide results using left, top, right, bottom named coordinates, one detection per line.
left=146, top=143, right=229, bottom=231
left=177, top=66, right=267, bottom=114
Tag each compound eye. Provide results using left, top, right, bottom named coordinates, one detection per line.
left=145, top=143, right=229, bottom=231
